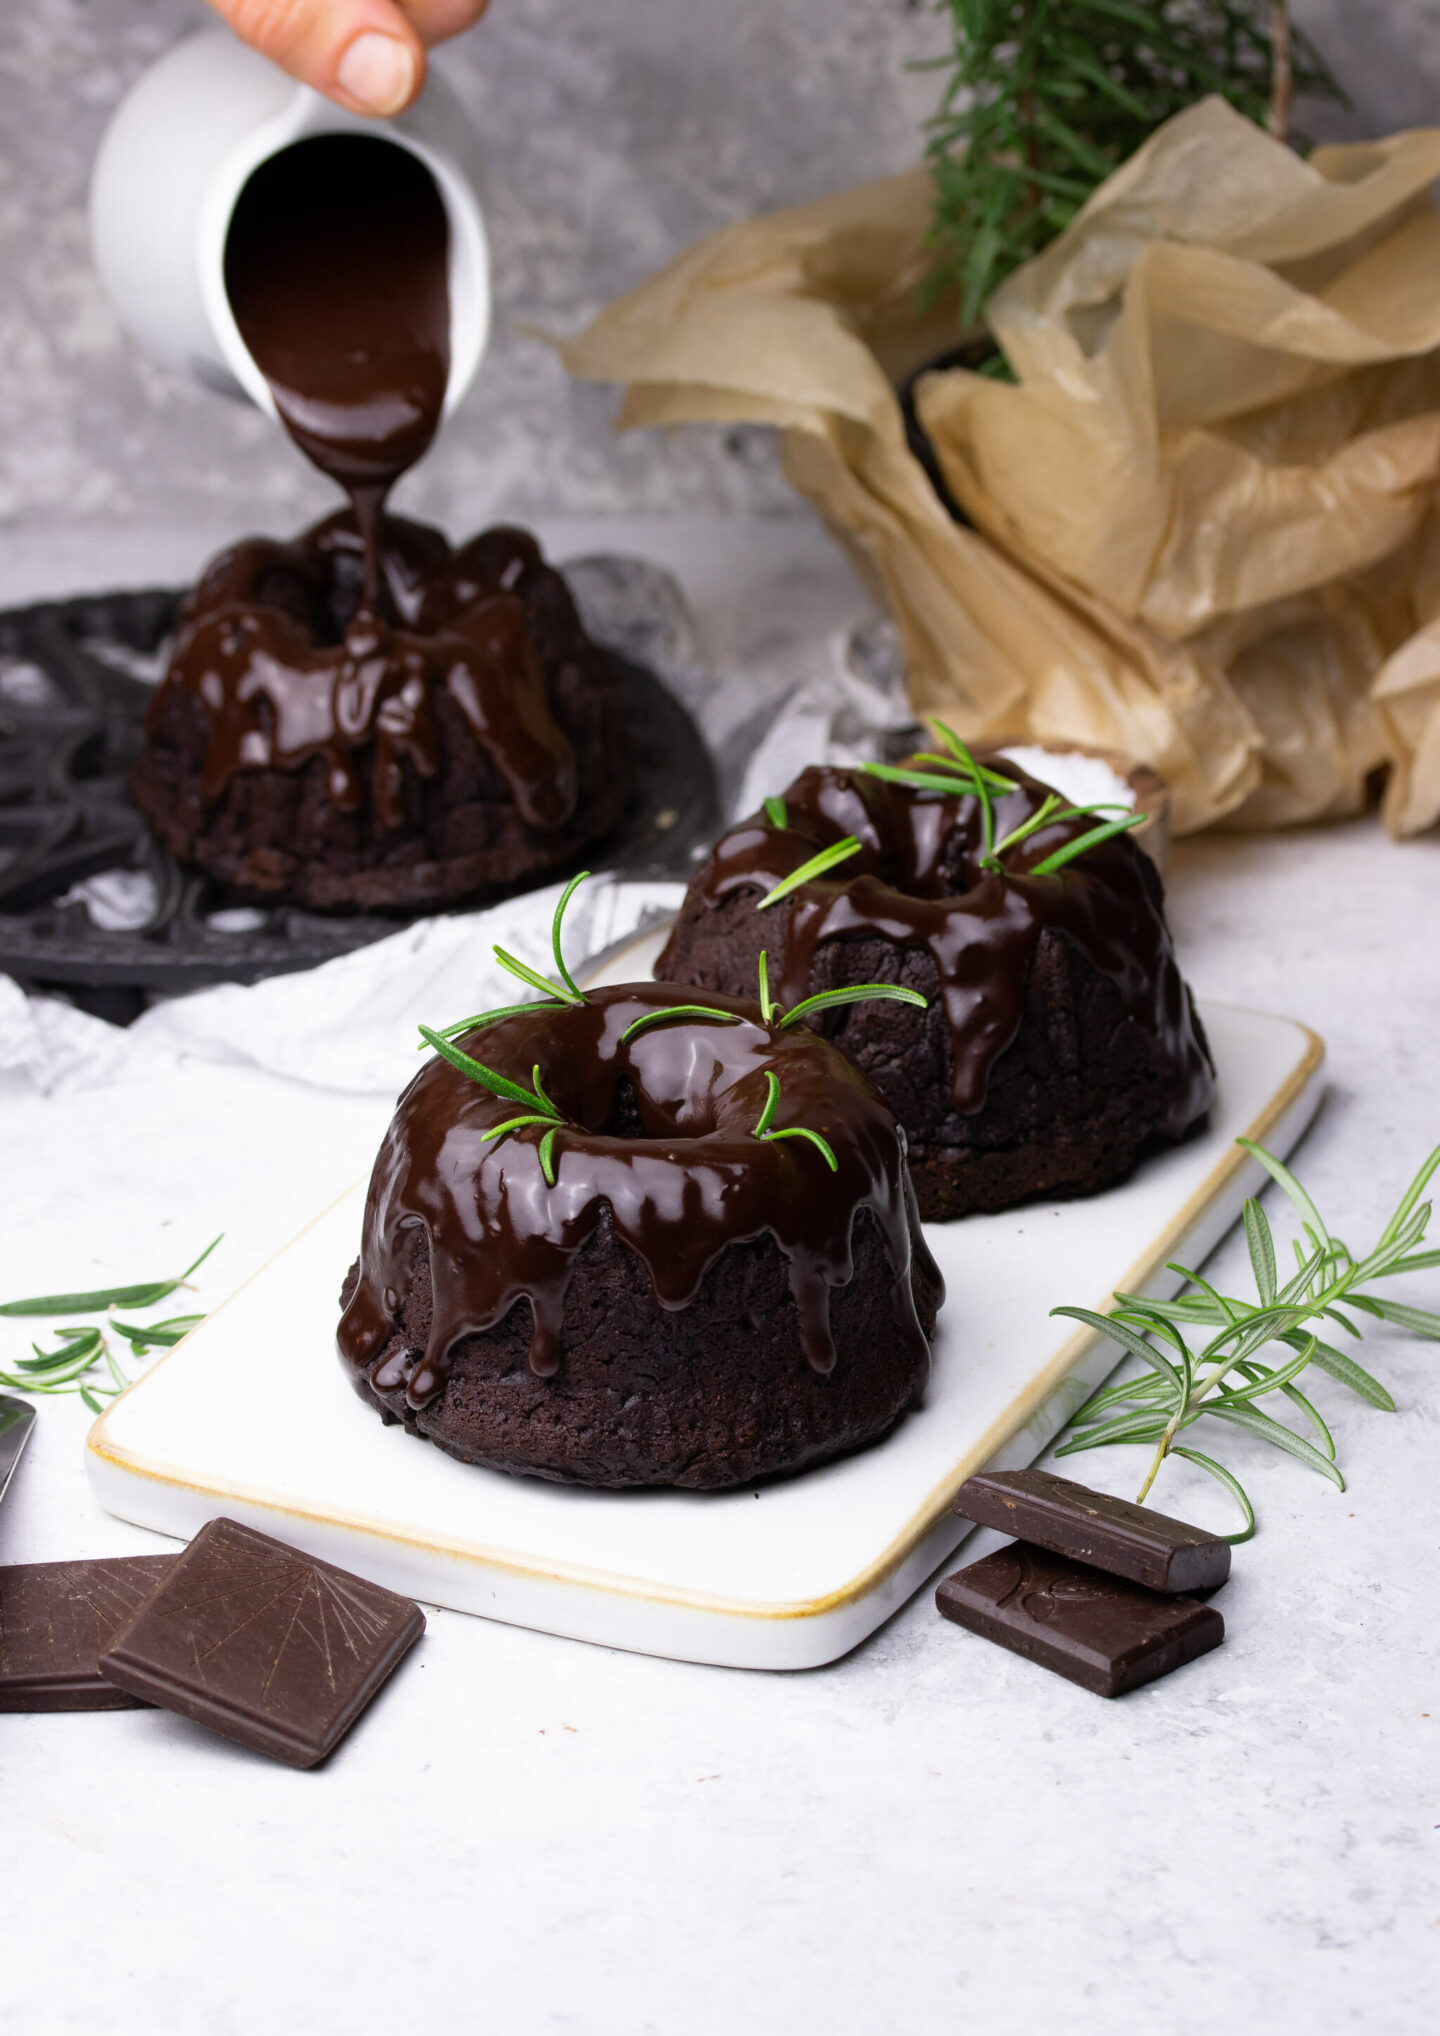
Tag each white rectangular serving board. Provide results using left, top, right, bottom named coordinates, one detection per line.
left=88, top=985, right=1322, bottom=1671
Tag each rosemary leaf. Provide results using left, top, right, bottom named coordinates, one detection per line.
left=425, top=1001, right=562, bottom=1046
left=1344, top=1294, right=1440, bottom=1340
left=757, top=837, right=863, bottom=910
left=753, top=1070, right=781, bottom=1139
left=621, top=1004, right=745, bottom=1045
left=550, top=871, right=589, bottom=1003
left=862, top=763, right=985, bottom=798
left=1056, top=1411, right=1170, bottom=1452
left=780, top=983, right=928, bottom=1030
left=1277, top=1329, right=1394, bottom=1411
left=1374, top=1140, right=1440, bottom=1252
left=1236, top=1136, right=1332, bottom=1249
left=494, top=946, right=581, bottom=1006
left=1245, top=1197, right=1278, bottom=1307
left=1168, top=1447, right=1256, bottom=1544
left=479, top=1113, right=560, bottom=1143
left=763, top=796, right=788, bottom=831
left=1203, top=1403, right=1346, bottom=1490
left=418, top=1027, right=547, bottom=1106
left=760, top=1125, right=839, bottom=1172
left=1208, top=1337, right=1318, bottom=1406
left=1028, top=812, right=1145, bottom=876
left=928, top=722, right=1014, bottom=789
left=1050, top=1304, right=1182, bottom=1384
left=0, top=1235, right=222, bottom=1318
left=110, top=1316, right=201, bottom=1350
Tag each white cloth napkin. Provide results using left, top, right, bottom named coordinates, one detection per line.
left=0, top=876, right=684, bottom=1101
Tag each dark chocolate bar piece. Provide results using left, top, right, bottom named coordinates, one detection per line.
left=98, top=1518, right=424, bottom=1769
left=953, top=1467, right=1231, bottom=1593
left=936, top=1541, right=1223, bottom=1696
left=0, top=1555, right=174, bottom=1711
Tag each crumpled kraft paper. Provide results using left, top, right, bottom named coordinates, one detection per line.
left=562, top=100, right=1440, bottom=835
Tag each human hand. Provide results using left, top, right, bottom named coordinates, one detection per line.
left=206, top=1, right=491, bottom=117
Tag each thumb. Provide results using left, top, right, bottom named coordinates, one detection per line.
left=208, top=0, right=428, bottom=117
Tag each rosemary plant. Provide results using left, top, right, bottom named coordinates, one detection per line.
left=923, top=0, right=1348, bottom=328
left=1052, top=1137, right=1440, bottom=1538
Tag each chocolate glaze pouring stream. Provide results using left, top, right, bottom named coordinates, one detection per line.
left=149, top=145, right=586, bottom=841
left=224, top=133, right=451, bottom=610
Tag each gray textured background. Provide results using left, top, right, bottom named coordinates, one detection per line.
left=0, top=0, right=1435, bottom=540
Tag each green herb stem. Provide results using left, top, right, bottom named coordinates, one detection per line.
left=1052, top=1135, right=1440, bottom=1533
left=757, top=837, right=863, bottom=911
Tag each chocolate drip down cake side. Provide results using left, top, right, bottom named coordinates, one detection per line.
left=337, top=961, right=943, bottom=1491
left=128, top=513, right=629, bottom=909
left=658, top=751, right=1214, bottom=1220
left=127, top=133, right=630, bottom=910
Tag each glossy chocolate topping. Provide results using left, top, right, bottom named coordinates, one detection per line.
left=155, top=515, right=580, bottom=829
left=337, top=982, right=940, bottom=1400
left=656, top=762, right=1212, bottom=1124
left=225, top=134, right=450, bottom=604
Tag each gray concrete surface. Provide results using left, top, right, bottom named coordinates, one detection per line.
left=0, top=1, right=1432, bottom=541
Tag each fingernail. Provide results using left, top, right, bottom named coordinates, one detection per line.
left=337, top=33, right=417, bottom=116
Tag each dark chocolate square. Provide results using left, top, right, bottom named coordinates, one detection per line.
left=936, top=1541, right=1224, bottom=1696
left=0, top=1555, right=175, bottom=1711
left=953, top=1467, right=1231, bottom=1593
left=97, top=1518, right=424, bottom=1767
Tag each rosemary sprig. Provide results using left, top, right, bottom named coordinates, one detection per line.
left=0, top=1235, right=222, bottom=1318
left=620, top=952, right=925, bottom=1045
left=620, top=1004, right=746, bottom=1044
left=757, top=837, right=862, bottom=910
left=418, top=1031, right=568, bottom=1185
left=984, top=791, right=1143, bottom=874
left=0, top=1242, right=219, bottom=1411
left=752, top=1068, right=837, bottom=1171
left=426, top=869, right=590, bottom=1044
left=1050, top=1135, right=1440, bottom=1538
left=862, top=720, right=1144, bottom=876
left=782, top=984, right=927, bottom=1029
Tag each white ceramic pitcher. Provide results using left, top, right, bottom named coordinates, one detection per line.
left=90, top=27, right=491, bottom=419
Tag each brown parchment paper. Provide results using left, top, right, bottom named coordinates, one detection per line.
left=562, top=100, right=1440, bottom=835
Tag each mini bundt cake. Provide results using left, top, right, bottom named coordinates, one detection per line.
left=128, top=512, right=630, bottom=910
left=337, top=972, right=943, bottom=1490
left=657, top=745, right=1213, bottom=1221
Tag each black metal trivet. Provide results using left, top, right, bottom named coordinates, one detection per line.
left=0, top=582, right=718, bottom=1022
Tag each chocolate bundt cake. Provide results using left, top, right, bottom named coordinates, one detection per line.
left=128, top=513, right=629, bottom=910
left=657, top=750, right=1213, bottom=1221
left=337, top=979, right=942, bottom=1489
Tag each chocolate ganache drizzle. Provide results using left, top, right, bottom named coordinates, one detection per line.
left=337, top=983, right=940, bottom=1402
left=149, top=138, right=587, bottom=839
left=656, top=762, right=1213, bottom=1129
left=225, top=134, right=450, bottom=605
left=163, top=516, right=579, bottom=830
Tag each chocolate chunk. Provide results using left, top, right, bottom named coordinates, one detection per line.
left=953, top=1467, right=1231, bottom=1593
left=0, top=1555, right=174, bottom=1711
left=935, top=1542, right=1224, bottom=1697
left=98, top=1518, right=424, bottom=1768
